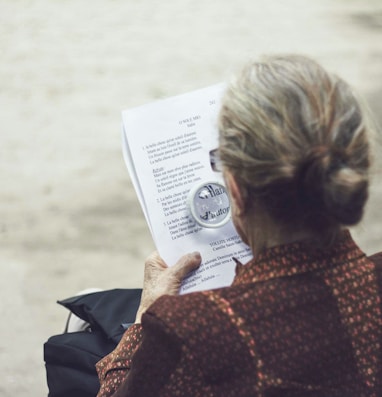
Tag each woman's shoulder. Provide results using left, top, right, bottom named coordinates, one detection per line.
left=369, top=251, right=382, bottom=281
left=369, top=251, right=382, bottom=267
left=142, top=285, right=259, bottom=373
left=144, top=284, right=251, bottom=339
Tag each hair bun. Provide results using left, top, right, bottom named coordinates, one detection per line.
left=323, top=168, right=368, bottom=225
left=299, top=146, right=368, bottom=225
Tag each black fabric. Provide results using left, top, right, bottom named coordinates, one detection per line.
left=58, top=288, right=142, bottom=343
left=45, top=330, right=116, bottom=397
left=44, top=288, right=142, bottom=397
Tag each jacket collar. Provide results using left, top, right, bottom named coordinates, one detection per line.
left=232, top=230, right=366, bottom=285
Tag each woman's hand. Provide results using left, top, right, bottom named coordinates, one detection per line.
left=135, top=251, right=202, bottom=323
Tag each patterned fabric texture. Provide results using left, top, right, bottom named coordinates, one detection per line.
left=96, top=231, right=382, bottom=397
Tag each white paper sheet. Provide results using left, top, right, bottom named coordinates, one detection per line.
left=122, top=84, right=252, bottom=293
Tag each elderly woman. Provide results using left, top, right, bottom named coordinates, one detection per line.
left=96, top=55, right=382, bottom=396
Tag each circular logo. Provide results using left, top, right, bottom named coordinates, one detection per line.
left=187, top=181, right=231, bottom=228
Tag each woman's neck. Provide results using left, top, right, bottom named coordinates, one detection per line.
left=267, top=230, right=317, bottom=248
left=245, top=222, right=317, bottom=256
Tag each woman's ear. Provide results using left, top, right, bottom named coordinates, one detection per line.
left=225, top=172, right=246, bottom=216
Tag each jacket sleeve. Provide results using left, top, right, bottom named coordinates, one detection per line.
left=113, top=311, right=185, bottom=397
left=96, top=324, right=143, bottom=397
left=111, top=291, right=251, bottom=397
left=95, top=292, right=205, bottom=397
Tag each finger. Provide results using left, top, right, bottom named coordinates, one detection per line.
left=145, top=251, right=168, bottom=270
left=171, top=252, right=202, bottom=280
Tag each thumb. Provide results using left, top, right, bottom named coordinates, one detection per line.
left=171, top=252, right=202, bottom=280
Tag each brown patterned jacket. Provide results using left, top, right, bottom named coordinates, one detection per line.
left=97, top=231, right=382, bottom=397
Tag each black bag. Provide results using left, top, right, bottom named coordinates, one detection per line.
left=44, top=288, right=142, bottom=397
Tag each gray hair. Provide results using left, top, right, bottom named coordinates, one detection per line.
left=218, top=54, right=371, bottom=243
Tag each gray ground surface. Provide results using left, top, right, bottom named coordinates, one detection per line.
left=0, top=1, right=381, bottom=395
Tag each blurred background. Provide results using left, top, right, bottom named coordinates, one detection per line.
left=0, top=0, right=381, bottom=395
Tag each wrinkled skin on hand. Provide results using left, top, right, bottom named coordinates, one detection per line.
left=135, top=251, right=202, bottom=323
